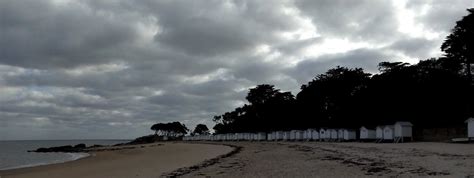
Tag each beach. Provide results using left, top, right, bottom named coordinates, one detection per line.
left=2, top=141, right=474, bottom=177
left=185, top=142, right=474, bottom=177
left=0, top=143, right=233, bottom=178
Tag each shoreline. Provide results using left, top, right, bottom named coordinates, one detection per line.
left=0, top=152, right=91, bottom=171
left=0, top=142, right=234, bottom=178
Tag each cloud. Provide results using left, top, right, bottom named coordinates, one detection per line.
left=0, top=0, right=470, bottom=139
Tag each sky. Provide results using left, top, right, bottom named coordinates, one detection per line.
left=0, top=0, right=472, bottom=140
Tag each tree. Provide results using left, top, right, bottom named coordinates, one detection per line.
left=246, top=84, right=280, bottom=105
left=192, top=124, right=210, bottom=136
left=441, top=8, right=474, bottom=83
left=150, top=122, right=189, bottom=137
left=213, top=84, right=295, bottom=134
left=296, top=66, right=371, bottom=127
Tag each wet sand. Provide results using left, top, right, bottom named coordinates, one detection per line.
left=183, top=142, right=474, bottom=177
left=0, top=143, right=234, bottom=178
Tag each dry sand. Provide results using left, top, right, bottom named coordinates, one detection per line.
left=0, top=142, right=233, bottom=178
left=184, top=142, right=474, bottom=177
left=2, top=141, right=473, bottom=177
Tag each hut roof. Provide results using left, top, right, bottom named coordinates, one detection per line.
left=465, top=118, right=474, bottom=123
left=395, top=121, right=413, bottom=126
left=360, top=126, right=376, bottom=130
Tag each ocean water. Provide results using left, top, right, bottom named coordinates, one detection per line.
left=0, top=140, right=128, bottom=171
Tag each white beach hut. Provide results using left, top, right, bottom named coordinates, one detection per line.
left=312, top=129, right=320, bottom=140
left=275, top=131, right=284, bottom=140
left=330, top=129, right=338, bottom=140
left=466, top=118, right=474, bottom=139
left=305, top=129, right=315, bottom=140
left=253, top=133, right=259, bottom=141
left=257, top=132, right=266, bottom=141
left=376, top=126, right=384, bottom=140
left=394, top=121, right=413, bottom=142
left=303, top=130, right=309, bottom=140
left=338, top=129, right=345, bottom=140
left=296, top=130, right=305, bottom=140
left=290, top=130, right=297, bottom=141
left=319, top=129, right=327, bottom=140
left=283, top=131, right=290, bottom=141
left=325, top=129, right=332, bottom=140
left=360, top=126, right=376, bottom=140
left=267, top=133, right=273, bottom=141
left=343, top=129, right=357, bottom=141
left=248, top=133, right=254, bottom=141
left=383, top=125, right=395, bottom=140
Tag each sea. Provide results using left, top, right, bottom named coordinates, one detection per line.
left=0, top=140, right=129, bottom=171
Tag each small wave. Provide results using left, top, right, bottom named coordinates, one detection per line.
left=0, top=153, right=90, bottom=171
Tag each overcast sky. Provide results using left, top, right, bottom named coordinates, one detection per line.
left=0, top=0, right=472, bottom=140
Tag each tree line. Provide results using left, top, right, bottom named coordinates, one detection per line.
left=212, top=8, right=473, bottom=134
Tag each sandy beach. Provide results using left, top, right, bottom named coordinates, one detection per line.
left=0, top=143, right=234, bottom=178
left=184, top=142, right=474, bottom=177
left=2, top=141, right=474, bottom=177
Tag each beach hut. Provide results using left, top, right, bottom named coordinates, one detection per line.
left=325, top=129, right=332, bottom=140
left=376, top=126, right=384, bottom=141
left=283, top=131, right=290, bottom=141
left=275, top=131, right=284, bottom=140
left=319, top=129, right=327, bottom=140
left=267, top=133, right=273, bottom=141
left=302, top=130, right=309, bottom=140
left=360, top=126, right=376, bottom=140
left=253, top=133, right=259, bottom=141
left=257, top=132, right=266, bottom=141
left=296, top=130, right=305, bottom=140
left=338, top=129, right=345, bottom=141
left=312, top=129, right=320, bottom=141
left=330, top=129, right=338, bottom=141
left=305, top=129, right=315, bottom=140
left=343, top=130, right=357, bottom=141
left=394, top=121, right=413, bottom=142
left=466, top=118, right=474, bottom=139
left=383, top=125, right=395, bottom=140
left=290, top=130, right=297, bottom=141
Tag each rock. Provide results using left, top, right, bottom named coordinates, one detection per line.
left=74, top=143, right=86, bottom=148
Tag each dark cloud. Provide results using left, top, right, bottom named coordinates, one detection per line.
left=289, top=48, right=391, bottom=84
left=0, top=0, right=470, bottom=139
left=0, top=0, right=140, bottom=69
